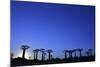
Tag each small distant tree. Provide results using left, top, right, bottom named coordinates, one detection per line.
left=33, top=49, right=36, bottom=60
left=40, top=48, right=45, bottom=60
left=43, top=52, right=46, bottom=60
left=34, top=49, right=40, bottom=60
left=63, top=50, right=69, bottom=59
left=86, top=51, right=90, bottom=57
left=68, top=50, right=74, bottom=58
left=73, top=49, right=77, bottom=57
left=88, top=49, right=93, bottom=56
left=77, top=49, right=83, bottom=57
left=47, top=49, right=53, bottom=60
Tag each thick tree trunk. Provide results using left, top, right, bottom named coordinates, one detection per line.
left=80, top=51, right=82, bottom=57
left=48, top=53, right=51, bottom=60
left=65, top=52, right=67, bottom=59
left=42, top=52, right=44, bottom=61
left=22, top=49, right=26, bottom=59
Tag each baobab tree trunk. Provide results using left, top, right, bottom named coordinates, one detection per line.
left=36, top=53, right=37, bottom=60
left=74, top=52, right=76, bottom=57
left=64, top=52, right=67, bottom=59
left=50, top=54, right=53, bottom=60
left=22, top=49, right=26, bottom=59
left=33, top=51, right=39, bottom=60
left=69, top=52, right=73, bottom=58
left=34, top=53, right=35, bottom=60
left=48, top=53, right=51, bottom=60
left=70, top=53, right=72, bottom=58
left=33, top=52, right=36, bottom=60
left=79, top=51, right=82, bottom=57
left=43, top=53, right=46, bottom=60
left=42, top=52, right=44, bottom=61
left=86, top=51, right=90, bottom=57
left=43, top=55, right=45, bottom=60
left=36, top=52, right=38, bottom=60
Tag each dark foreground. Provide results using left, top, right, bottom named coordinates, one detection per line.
left=11, top=56, right=95, bottom=67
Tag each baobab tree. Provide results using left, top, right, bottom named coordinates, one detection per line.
left=43, top=52, right=46, bottom=60
left=40, top=48, right=45, bottom=61
left=77, top=49, right=83, bottom=57
left=33, top=49, right=36, bottom=60
left=68, top=50, right=74, bottom=58
left=63, top=50, right=69, bottom=59
left=73, top=49, right=77, bottom=58
left=34, top=49, right=40, bottom=60
left=47, top=49, right=53, bottom=60
left=21, top=45, right=30, bottom=59
left=88, top=49, right=93, bottom=56
left=86, top=51, right=90, bottom=57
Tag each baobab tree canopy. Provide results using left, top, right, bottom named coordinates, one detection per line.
left=21, top=45, right=30, bottom=49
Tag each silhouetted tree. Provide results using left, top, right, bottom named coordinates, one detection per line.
left=63, top=50, right=69, bottom=59
left=33, top=49, right=36, bottom=60
left=47, top=49, right=53, bottom=60
left=88, top=49, right=93, bottom=56
left=77, top=49, right=83, bottom=57
left=21, top=45, right=30, bottom=59
left=40, top=48, right=45, bottom=61
left=43, top=52, right=46, bottom=60
left=86, top=51, right=90, bottom=57
left=73, top=49, right=77, bottom=57
left=68, top=50, right=74, bottom=58
left=34, top=49, right=40, bottom=60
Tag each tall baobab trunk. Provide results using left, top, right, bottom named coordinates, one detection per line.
left=86, top=51, right=90, bottom=57
left=73, top=49, right=77, bottom=58
left=43, top=53, right=46, bottom=60
left=35, top=49, right=40, bottom=60
left=79, top=51, right=82, bottom=57
left=63, top=50, right=69, bottom=59
left=79, top=50, right=82, bottom=57
left=22, top=49, right=26, bottom=59
left=68, top=50, right=74, bottom=58
left=47, top=49, right=53, bottom=60
left=48, top=52, right=52, bottom=60
left=48, top=52, right=51, bottom=60
left=77, top=49, right=83, bottom=57
left=88, top=49, right=93, bottom=56
left=42, top=52, right=44, bottom=60
left=74, top=51, right=76, bottom=57
left=36, top=52, right=38, bottom=60
left=40, top=48, right=45, bottom=61
left=33, top=49, right=40, bottom=60
left=64, top=52, right=67, bottom=59
left=33, top=51, right=36, bottom=60
left=69, top=52, right=72, bottom=58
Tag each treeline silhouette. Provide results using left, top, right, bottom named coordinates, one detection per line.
left=11, top=45, right=95, bottom=66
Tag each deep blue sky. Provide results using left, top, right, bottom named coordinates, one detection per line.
left=11, top=1, right=95, bottom=59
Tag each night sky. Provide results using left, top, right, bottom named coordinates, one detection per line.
left=11, top=1, right=95, bottom=59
